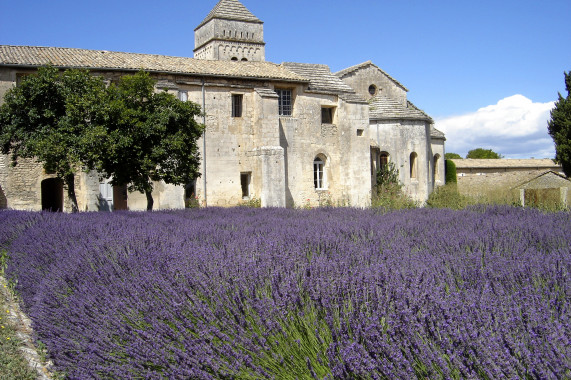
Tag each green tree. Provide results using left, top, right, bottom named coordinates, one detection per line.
left=445, top=152, right=462, bottom=159
left=466, top=148, right=503, bottom=159
left=0, top=66, right=108, bottom=212
left=548, top=71, right=571, bottom=177
left=93, top=71, right=204, bottom=210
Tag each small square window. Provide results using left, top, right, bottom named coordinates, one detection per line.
left=357, top=129, right=364, bottom=136
left=232, top=94, right=243, bottom=117
left=321, top=107, right=334, bottom=124
left=178, top=91, right=188, bottom=102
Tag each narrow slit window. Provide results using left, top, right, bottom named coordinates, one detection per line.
left=240, top=172, right=251, bottom=199
left=410, top=152, right=418, bottom=179
left=232, top=94, right=243, bottom=117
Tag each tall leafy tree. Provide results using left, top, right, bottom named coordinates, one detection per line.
left=548, top=71, right=571, bottom=177
left=444, top=152, right=462, bottom=159
left=466, top=148, right=503, bottom=159
left=0, top=66, right=107, bottom=212
left=94, top=71, right=204, bottom=210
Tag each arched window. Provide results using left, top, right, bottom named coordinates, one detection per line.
left=231, top=57, right=238, bottom=61
left=379, top=152, right=389, bottom=170
left=241, top=58, right=248, bottom=61
left=314, top=157, right=325, bottom=189
left=410, top=152, right=418, bottom=179
left=433, top=154, right=440, bottom=181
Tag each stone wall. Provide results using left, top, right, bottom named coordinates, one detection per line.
left=369, top=120, right=432, bottom=203
left=194, top=18, right=265, bottom=61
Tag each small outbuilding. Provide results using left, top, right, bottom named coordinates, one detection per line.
left=514, top=171, right=570, bottom=208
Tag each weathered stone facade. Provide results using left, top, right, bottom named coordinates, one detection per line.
left=451, top=159, right=564, bottom=197
left=0, top=0, right=443, bottom=211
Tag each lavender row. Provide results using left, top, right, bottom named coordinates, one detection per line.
left=1, top=207, right=570, bottom=379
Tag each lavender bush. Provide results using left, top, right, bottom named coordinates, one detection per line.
left=1, top=207, right=569, bottom=379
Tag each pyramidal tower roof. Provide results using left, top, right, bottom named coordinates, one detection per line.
left=196, top=0, right=262, bottom=30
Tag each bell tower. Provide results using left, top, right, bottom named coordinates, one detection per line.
left=194, top=0, right=265, bottom=62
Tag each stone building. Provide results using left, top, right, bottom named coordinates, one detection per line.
left=451, top=158, right=563, bottom=197
left=0, top=0, right=444, bottom=211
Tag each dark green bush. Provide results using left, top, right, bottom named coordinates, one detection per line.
left=445, top=159, right=457, bottom=184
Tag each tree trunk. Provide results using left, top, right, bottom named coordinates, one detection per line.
left=145, top=189, right=154, bottom=211
left=65, top=174, right=79, bottom=213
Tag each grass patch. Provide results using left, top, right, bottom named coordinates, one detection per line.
left=0, top=285, right=37, bottom=380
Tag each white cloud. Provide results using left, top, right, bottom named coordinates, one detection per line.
left=436, top=95, right=556, bottom=159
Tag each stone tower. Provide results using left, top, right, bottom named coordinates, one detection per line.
left=194, top=0, right=265, bottom=62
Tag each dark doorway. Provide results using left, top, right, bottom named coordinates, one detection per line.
left=0, top=183, right=7, bottom=209
left=113, top=185, right=128, bottom=211
left=41, top=178, right=64, bottom=212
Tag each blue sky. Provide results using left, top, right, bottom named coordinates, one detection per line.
left=1, top=0, right=570, bottom=158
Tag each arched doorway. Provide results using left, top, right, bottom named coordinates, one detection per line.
left=41, top=178, right=64, bottom=212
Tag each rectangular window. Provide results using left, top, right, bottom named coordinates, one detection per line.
left=232, top=94, right=243, bottom=117
left=321, top=107, right=334, bottom=124
left=240, top=172, right=251, bottom=199
left=276, top=89, right=292, bottom=116
left=178, top=91, right=188, bottom=102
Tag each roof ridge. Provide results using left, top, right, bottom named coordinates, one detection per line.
left=196, top=0, right=262, bottom=30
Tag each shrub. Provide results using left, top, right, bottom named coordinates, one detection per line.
left=372, top=163, right=417, bottom=210
left=445, top=159, right=457, bottom=184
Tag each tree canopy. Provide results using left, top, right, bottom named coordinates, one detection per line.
left=94, top=71, right=204, bottom=210
left=445, top=153, right=462, bottom=159
left=466, top=148, right=503, bottom=159
left=0, top=67, right=204, bottom=211
left=0, top=66, right=108, bottom=211
left=548, top=71, right=571, bottom=177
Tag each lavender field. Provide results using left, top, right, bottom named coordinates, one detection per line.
left=1, top=207, right=570, bottom=379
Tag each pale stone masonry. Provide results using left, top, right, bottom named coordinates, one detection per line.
left=451, top=158, right=564, bottom=197
left=0, top=0, right=444, bottom=211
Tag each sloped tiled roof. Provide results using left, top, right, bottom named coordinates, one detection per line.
left=430, top=126, right=446, bottom=140
left=0, top=45, right=307, bottom=82
left=451, top=159, right=560, bottom=169
left=255, top=87, right=278, bottom=98
left=516, top=171, right=570, bottom=189
left=196, top=0, right=262, bottom=30
left=281, top=62, right=366, bottom=103
left=335, top=61, right=408, bottom=92
left=369, top=95, right=432, bottom=121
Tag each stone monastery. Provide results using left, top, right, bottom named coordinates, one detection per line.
left=0, top=0, right=445, bottom=211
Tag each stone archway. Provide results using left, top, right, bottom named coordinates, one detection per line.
left=41, top=178, right=64, bottom=212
